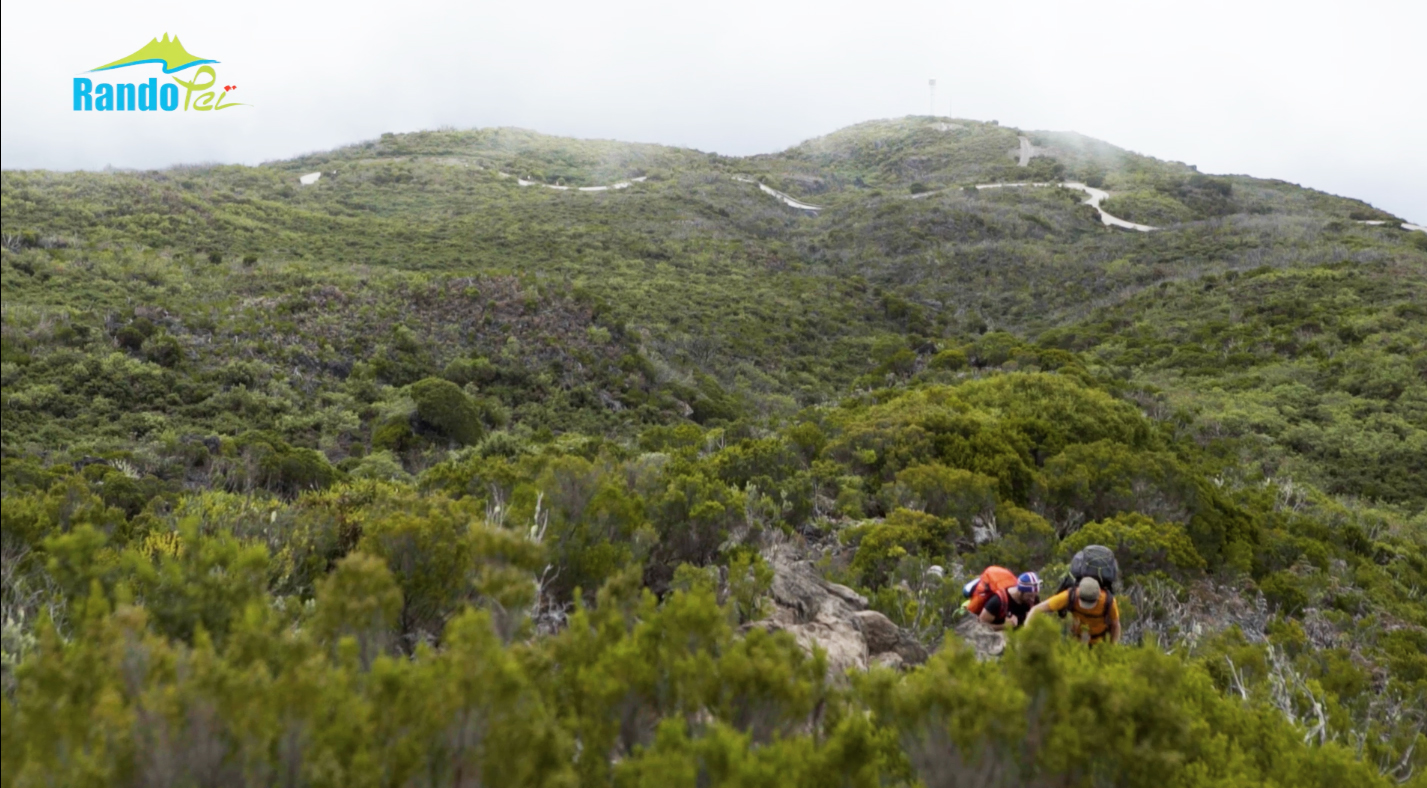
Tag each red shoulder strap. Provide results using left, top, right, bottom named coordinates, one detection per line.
left=992, top=586, right=1010, bottom=615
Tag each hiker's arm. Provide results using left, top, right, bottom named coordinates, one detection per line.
left=1023, top=600, right=1050, bottom=627
left=1108, top=611, right=1121, bottom=643
left=978, top=608, right=1010, bottom=630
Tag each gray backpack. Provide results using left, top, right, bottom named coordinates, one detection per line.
left=1055, top=545, right=1119, bottom=617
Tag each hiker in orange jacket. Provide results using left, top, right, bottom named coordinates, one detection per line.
left=1025, top=576, right=1120, bottom=645
left=965, top=568, right=1041, bottom=630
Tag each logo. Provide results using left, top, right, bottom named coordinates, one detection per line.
left=73, top=33, right=244, bottom=112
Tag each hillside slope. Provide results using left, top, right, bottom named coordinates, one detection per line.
left=3, top=118, right=1425, bottom=785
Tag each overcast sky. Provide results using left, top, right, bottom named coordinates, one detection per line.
left=3, top=0, right=1423, bottom=222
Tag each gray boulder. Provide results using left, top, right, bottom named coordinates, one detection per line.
left=748, top=542, right=930, bottom=676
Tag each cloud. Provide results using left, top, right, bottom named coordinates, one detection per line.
left=2, top=0, right=1423, bottom=221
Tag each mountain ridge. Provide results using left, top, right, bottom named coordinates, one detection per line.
left=262, top=118, right=1407, bottom=223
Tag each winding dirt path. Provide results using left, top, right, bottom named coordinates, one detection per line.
left=486, top=157, right=1423, bottom=234
left=505, top=172, right=647, bottom=191
left=1017, top=136, right=1034, bottom=167
left=1009, top=140, right=1422, bottom=233
left=730, top=175, right=824, bottom=211
left=500, top=169, right=827, bottom=211
left=1063, top=182, right=1158, bottom=231
left=976, top=181, right=1156, bottom=232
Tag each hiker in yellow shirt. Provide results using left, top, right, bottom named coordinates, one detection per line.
left=1025, top=576, right=1120, bottom=645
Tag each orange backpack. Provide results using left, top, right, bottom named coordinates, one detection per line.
left=966, top=566, right=1019, bottom=616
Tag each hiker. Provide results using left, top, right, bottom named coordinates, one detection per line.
left=1026, top=576, right=1120, bottom=645
left=963, top=567, right=1041, bottom=630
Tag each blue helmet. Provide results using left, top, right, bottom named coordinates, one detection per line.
left=1017, top=571, right=1041, bottom=595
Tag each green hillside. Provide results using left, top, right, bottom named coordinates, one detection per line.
left=2, top=118, right=1424, bottom=786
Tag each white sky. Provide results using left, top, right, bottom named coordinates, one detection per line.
left=2, top=0, right=1424, bottom=222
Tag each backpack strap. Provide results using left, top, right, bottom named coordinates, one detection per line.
left=1055, top=574, right=1075, bottom=618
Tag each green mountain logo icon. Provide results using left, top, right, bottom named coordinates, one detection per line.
left=91, top=33, right=217, bottom=74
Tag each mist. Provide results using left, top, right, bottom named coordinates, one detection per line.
left=3, top=0, right=1423, bottom=222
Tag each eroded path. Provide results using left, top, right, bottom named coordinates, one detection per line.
left=1359, top=220, right=1426, bottom=232
left=505, top=172, right=647, bottom=191
left=731, top=175, right=824, bottom=211
left=976, top=181, right=1157, bottom=232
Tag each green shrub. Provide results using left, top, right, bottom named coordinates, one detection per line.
left=410, top=377, right=485, bottom=446
left=357, top=492, right=542, bottom=642
left=474, top=430, right=528, bottom=459
left=1379, top=629, right=1427, bottom=683
left=1042, top=441, right=1198, bottom=528
left=371, top=416, right=418, bottom=452
left=1059, top=512, right=1205, bottom=576
left=1099, top=190, right=1196, bottom=226
left=349, top=450, right=411, bottom=481
left=233, top=431, right=340, bottom=495
left=1259, top=570, right=1311, bottom=616
left=312, top=551, right=402, bottom=664
left=927, top=348, right=967, bottom=371
left=113, top=317, right=155, bottom=351
left=649, top=471, right=747, bottom=566
left=971, top=503, right=1057, bottom=572
left=260, top=447, right=339, bottom=495
left=875, top=348, right=918, bottom=377
left=887, top=464, right=997, bottom=532
left=848, top=508, right=953, bottom=589
left=441, top=356, right=495, bottom=386
left=689, top=373, right=739, bottom=424
left=88, top=467, right=153, bottom=518
left=371, top=327, right=437, bottom=386
left=141, top=332, right=183, bottom=368
left=784, top=422, right=827, bottom=463
left=119, top=519, right=270, bottom=645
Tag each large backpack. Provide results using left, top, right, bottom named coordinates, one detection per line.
left=965, top=566, right=1019, bottom=617
left=1055, top=545, right=1120, bottom=618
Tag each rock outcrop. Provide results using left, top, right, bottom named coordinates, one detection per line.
left=747, top=543, right=930, bottom=675
left=951, top=615, right=1006, bottom=660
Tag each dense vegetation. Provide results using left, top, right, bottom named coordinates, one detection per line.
left=3, top=117, right=1424, bottom=786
